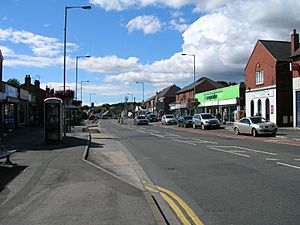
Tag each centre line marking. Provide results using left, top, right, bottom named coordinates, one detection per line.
left=151, top=133, right=164, bottom=138
left=216, top=146, right=277, bottom=156
left=173, top=139, right=197, bottom=145
left=276, top=162, right=300, bottom=170
left=209, top=147, right=251, bottom=158
left=136, top=130, right=146, bottom=133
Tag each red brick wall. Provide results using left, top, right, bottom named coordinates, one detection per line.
left=245, top=41, right=277, bottom=90
left=292, top=57, right=300, bottom=78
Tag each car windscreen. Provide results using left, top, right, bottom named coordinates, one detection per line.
left=201, top=114, right=214, bottom=119
left=184, top=116, right=193, bottom=120
left=250, top=117, right=266, bottom=124
left=137, top=116, right=146, bottom=119
left=149, top=115, right=156, bottom=118
left=166, top=115, right=174, bottom=118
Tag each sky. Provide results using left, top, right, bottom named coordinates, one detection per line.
left=1, top=0, right=300, bottom=105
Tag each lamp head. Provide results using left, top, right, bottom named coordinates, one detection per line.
left=82, top=6, right=92, bottom=9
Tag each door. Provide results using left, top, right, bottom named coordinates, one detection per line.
left=297, top=91, right=300, bottom=127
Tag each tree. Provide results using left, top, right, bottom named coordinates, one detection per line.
left=7, top=78, right=21, bottom=87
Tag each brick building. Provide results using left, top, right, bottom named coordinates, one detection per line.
left=290, top=29, right=300, bottom=127
left=172, top=77, right=223, bottom=115
left=245, top=34, right=293, bottom=126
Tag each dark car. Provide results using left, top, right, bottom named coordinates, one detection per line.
left=177, top=115, right=193, bottom=128
left=147, top=114, right=158, bottom=122
left=133, top=115, right=149, bottom=125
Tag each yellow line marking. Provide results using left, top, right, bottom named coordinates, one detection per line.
left=159, top=192, right=191, bottom=225
left=157, top=186, right=204, bottom=225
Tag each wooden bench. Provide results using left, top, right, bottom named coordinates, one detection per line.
left=0, top=149, right=17, bottom=166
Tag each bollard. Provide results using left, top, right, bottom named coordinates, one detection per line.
left=118, top=117, right=120, bottom=123
left=121, top=118, right=123, bottom=124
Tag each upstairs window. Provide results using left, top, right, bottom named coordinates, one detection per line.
left=255, top=71, right=264, bottom=85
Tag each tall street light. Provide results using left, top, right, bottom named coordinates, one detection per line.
left=75, top=55, right=90, bottom=100
left=80, top=80, right=89, bottom=102
left=128, top=93, right=134, bottom=102
left=90, top=93, right=95, bottom=106
left=181, top=53, right=196, bottom=97
left=63, top=5, right=91, bottom=137
left=136, top=82, right=144, bottom=103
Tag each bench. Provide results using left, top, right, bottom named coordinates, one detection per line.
left=0, top=149, right=17, bottom=166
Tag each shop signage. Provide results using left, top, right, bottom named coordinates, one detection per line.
left=20, top=89, right=29, bottom=100
left=5, top=84, right=18, bottom=98
left=195, top=84, right=240, bottom=103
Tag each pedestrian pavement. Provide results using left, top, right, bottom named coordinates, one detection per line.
left=0, top=125, right=164, bottom=225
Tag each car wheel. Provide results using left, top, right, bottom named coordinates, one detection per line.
left=193, top=123, right=197, bottom=129
left=177, top=123, right=180, bottom=127
left=234, top=127, right=240, bottom=135
left=201, top=123, right=205, bottom=130
left=252, top=128, right=258, bottom=137
left=184, top=124, right=187, bottom=128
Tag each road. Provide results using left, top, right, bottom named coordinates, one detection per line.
left=101, top=119, right=300, bottom=225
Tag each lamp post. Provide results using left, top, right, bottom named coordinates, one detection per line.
left=63, top=5, right=91, bottom=137
left=181, top=53, right=196, bottom=96
left=90, top=93, right=95, bottom=107
left=128, top=93, right=134, bottom=102
left=136, top=82, right=144, bottom=103
left=80, top=80, right=89, bottom=102
left=75, top=55, right=90, bottom=100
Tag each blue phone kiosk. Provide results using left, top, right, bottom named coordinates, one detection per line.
left=44, top=97, right=63, bottom=144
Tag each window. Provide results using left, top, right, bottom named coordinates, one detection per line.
left=240, top=118, right=250, bottom=124
left=250, top=100, right=254, bottom=116
left=255, top=71, right=264, bottom=85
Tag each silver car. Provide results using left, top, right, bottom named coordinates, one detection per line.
left=192, top=113, right=220, bottom=129
left=133, top=115, right=149, bottom=125
left=161, top=114, right=177, bottom=125
left=233, top=116, right=278, bottom=137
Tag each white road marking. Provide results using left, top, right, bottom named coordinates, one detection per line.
left=148, top=129, right=160, bottom=133
left=276, top=162, right=300, bottom=170
left=294, top=159, right=300, bottom=161
left=215, top=146, right=277, bottom=156
left=208, top=147, right=251, bottom=158
left=172, top=139, right=197, bottom=145
left=265, top=158, right=279, bottom=161
left=190, top=139, right=218, bottom=145
left=151, top=133, right=164, bottom=138
left=164, top=132, right=181, bottom=137
left=136, top=130, right=146, bottom=133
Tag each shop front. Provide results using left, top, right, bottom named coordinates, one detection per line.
left=19, top=89, right=29, bottom=127
left=195, top=85, right=244, bottom=123
left=4, top=84, right=19, bottom=131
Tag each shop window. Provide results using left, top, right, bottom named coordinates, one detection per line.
left=265, top=98, right=270, bottom=121
left=250, top=100, right=254, bottom=116
left=257, top=99, right=262, bottom=116
left=255, top=71, right=264, bottom=85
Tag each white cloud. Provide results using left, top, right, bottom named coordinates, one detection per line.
left=169, top=18, right=189, bottom=32
left=126, top=15, right=161, bottom=34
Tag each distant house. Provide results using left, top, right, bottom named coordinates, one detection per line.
left=244, top=32, right=294, bottom=126
left=290, top=29, right=300, bottom=127
left=173, top=77, right=224, bottom=115
left=144, top=95, right=156, bottom=113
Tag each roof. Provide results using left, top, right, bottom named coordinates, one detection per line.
left=157, top=84, right=181, bottom=98
left=144, top=95, right=156, bottom=103
left=176, top=77, right=224, bottom=94
left=259, top=40, right=292, bottom=61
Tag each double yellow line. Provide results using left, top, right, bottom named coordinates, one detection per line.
left=143, top=182, right=204, bottom=225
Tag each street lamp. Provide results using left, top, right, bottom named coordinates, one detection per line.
left=63, top=5, right=91, bottom=137
left=75, top=55, right=90, bottom=100
left=90, top=93, right=95, bottom=106
left=181, top=53, right=196, bottom=96
left=80, top=80, right=89, bottom=102
left=128, top=93, right=134, bottom=102
left=136, top=82, right=144, bottom=103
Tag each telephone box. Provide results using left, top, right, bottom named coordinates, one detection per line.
left=44, top=97, right=63, bottom=144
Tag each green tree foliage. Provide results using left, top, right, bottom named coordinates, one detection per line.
left=7, top=78, right=21, bottom=87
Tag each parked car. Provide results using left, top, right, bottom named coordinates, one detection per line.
left=233, top=116, right=278, bottom=137
left=147, top=114, right=158, bottom=122
left=161, top=114, right=177, bottom=125
left=192, top=113, right=220, bottom=129
left=177, top=115, right=193, bottom=128
left=133, top=115, right=149, bottom=125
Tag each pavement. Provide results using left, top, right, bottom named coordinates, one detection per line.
left=0, top=125, right=166, bottom=225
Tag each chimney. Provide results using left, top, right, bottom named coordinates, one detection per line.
left=291, top=29, right=299, bottom=55
left=34, top=79, right=40, bottom=88
left=25, top=75, right=31, bottom=85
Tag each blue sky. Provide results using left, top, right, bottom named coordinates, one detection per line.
left=1, top=0, right=300, bottom=105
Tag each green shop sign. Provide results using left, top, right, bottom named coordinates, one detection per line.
left=196, top=84, right=240, bottom=103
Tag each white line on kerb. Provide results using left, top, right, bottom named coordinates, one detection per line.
left=276, top=162, right=300, bottom=170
